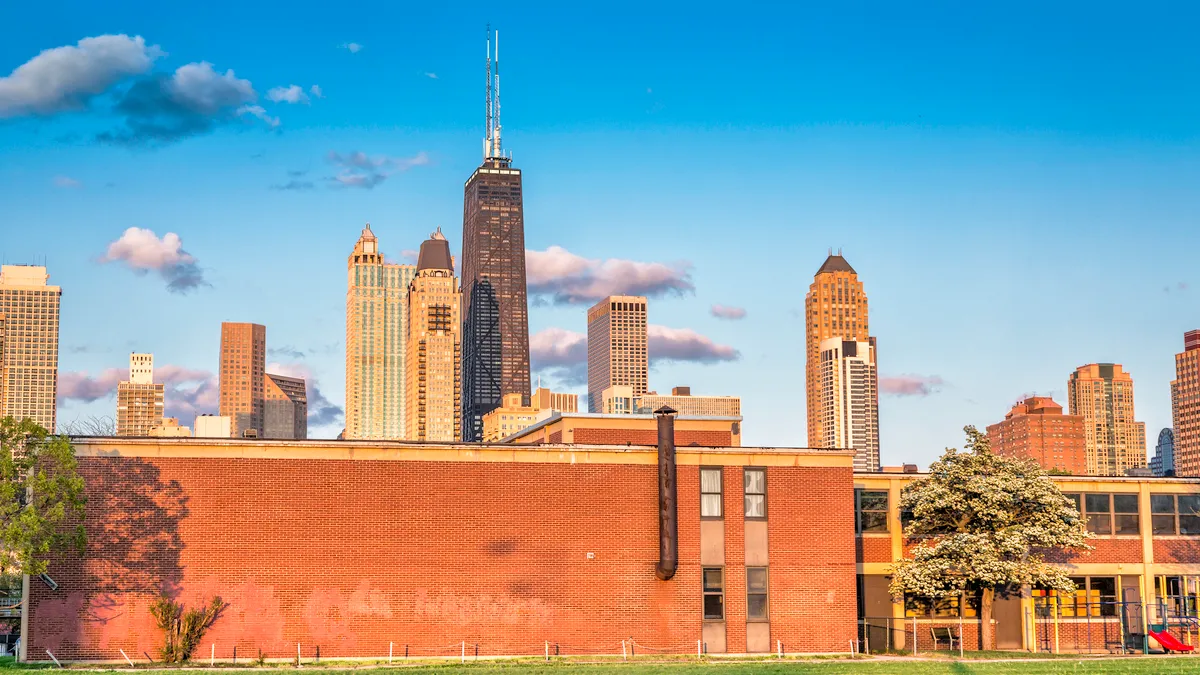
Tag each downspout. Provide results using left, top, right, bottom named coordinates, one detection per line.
left=655, top=406, right=678, bottom=580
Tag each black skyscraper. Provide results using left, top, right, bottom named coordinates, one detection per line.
left=461, top=29, right=531, bottom=441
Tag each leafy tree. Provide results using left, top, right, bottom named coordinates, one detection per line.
left=889, top=426, right=1092, bottom=650
left=0, top=417, right=87, bottom=576
left=149, top=595, right=225, bottom=663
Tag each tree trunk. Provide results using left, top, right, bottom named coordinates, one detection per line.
left=980, top=587, right=995, bottom=651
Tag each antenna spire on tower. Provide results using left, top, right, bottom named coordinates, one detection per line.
left=484, top=24, right=493, bottom=160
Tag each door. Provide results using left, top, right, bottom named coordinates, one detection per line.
left=994, top=592, right=1024, bottom=650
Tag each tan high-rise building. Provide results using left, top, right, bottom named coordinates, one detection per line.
left=818, top=337, right=880, bottom=472
left=263, top=373, right=307, bottom=440
left=806, top=253, right=870, bottom=448
left=636, top=386, right=741, bottom=417
left=1171, top=330, right=1200, bottom=476
left=0, top=265, right=61, bottom=431
left=116, top=353, right=164, bottom=436
left=986, top=397, right=1087, bottom=474
left=405, top=229, right=461, bottom=442
left=587, top=296, right=648, bottom=413
left=219, top=322, right=266, bottom=438
left=481, top=387, right=579, bottom=441
left=345, top=224, right=416, bottom=440
left=1068, top=363, right=1147, bottom=476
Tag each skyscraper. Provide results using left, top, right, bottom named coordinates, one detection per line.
left=1151, top=428, right=1176, bottom=477
left=0, top=265, right=61, bottom=431
left=263, top=373, right=307, bottom=440
left=818, top=337, right=880, bottom=472
left=985, top=397, right=1087, bottom=474
left=587, top=296, right=648, bottom=413
left=345, top=224, right=416, bottom=440
left=461, top=29, right=531, bottom=441
left=219, top=322, right=266, bottom=438
left=116, top=353, right=164, bottom=436
left=1068, top=363, right=1147, bottom=476
left=406, top=229, right=462, bottom=442
left=1172, top=330, right=1200, bottom=476
left=806, top=253, right=871, bottom=448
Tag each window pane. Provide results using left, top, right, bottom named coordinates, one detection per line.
left=1153, top=514, right=1177, bottom=535
left=703, top=568, right=723, bottom=592
left=747, top=593, right=768, bottom=620
left=1085, top=493, right=1110, bottom=514
left=1151, top=494, right=1175, bottom=514
left=747, top=567, right=768, bottom=592
left=701, top=494, right=723, bottom=518
left=859, top=491, right=888, bottom=512
left=701, top=469, right=722, bottom=494
left=861, top=512, right=888, bottom=533
left=744, top=469, right=765, bottom=495
left=703, top=594, right=724, bottom=620
left=1113, top=494, right=1139, bottom=514
left=745, top=494, right=765, bottom=518
left=1115, top=514, right=1140, bottom=535
left=1179, top=495, right=1200, bottom=516
left=1065, top=493, right=1081, bottom=511
left=1181, top=515, right=1200, bottom=536
left=1087, top=513, right=1112, bottom=535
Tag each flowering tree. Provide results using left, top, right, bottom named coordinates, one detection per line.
left=889, top=426, right=1091, bottom=650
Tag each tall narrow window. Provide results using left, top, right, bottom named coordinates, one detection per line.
left=703, top=568, right=724, bottom=620
left=744, top=468, right=766, bottom=519
left=747, top=567, right=769, bottom=621
left=1113, top=494, right=1140, bottom=535
left=701, top=468, right=723, bottom=518
left=855, top=489, right=889, bottom=533
left=1085, top=494, right=1113, bottom=535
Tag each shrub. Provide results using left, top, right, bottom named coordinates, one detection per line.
left=148, top=595, right=225, bottom=663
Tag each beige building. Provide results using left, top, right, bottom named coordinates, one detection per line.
left=219, top=322, right=266, bottom=438
left=1172, top=330, right=1200, bottom=476
left=194, top=414, right=232, bottom=438
left=116, top=353, right=164, bottom=436
left=600, top=385, right=636, bottom=414
left=818, top=337, right=880, bottom=472
left=1068, top=363, right=1148, bottom=476
left=481, top=388, right=579, bottom=441
left=0, top=265, right=61, bottom=431
left=637, top=386, right=741, bottom=417
left=148, top=417, right=191, bottom=437
left=806, top=253, right=870, bottom=449
left=263, top=373, right=307, bottom=440
left=405, top=229, right=461, bottom=442
left=587, top=295, right=648, bottom=413
left=346, top=224, right=416, bottom=440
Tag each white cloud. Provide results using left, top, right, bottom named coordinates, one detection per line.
left=529, top=328, right=588, bottom=386
left=710, top=304, right=747, bottom=320
left=309, top=84, right=323, bottom=98
left=53, top=175, right=82, bottom=188
left=267, top=84, right=310, bottom=104
left=169, top=62, right=256, bottom=114
left=0, top=34, right=163, bottom=118
left=342, top=43, right=363, bottom=53
left=326, top=150, right=430, bottom=189
left=880, top=375, right=945, bottom=397
left=99, top=227, right=208, bottom=293
left=424, top=72, right=438, bottom=79
left=525, top=246, right=694, bottom=304
left=648, top=325, right=739, bottom=364
left=237, top=104, right=280, bottom=129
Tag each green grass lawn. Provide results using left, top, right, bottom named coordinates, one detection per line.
left=3, top=655, right=1200, bottom=674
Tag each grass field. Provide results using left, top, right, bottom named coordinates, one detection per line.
left=4, top=655, right=1200, bottom=674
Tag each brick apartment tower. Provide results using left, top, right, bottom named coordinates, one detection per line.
left=1068, top=363, right=1147, bottom=476
left=805, top=253, right=871, bottom=449
left=818, top=338, right=880, bottom=471
left=1172, top=330, right=1200, bottom=476
left=985, top=397, right=1087, bottom=474
left=461, top=29, right=531, bottom=441
left=345, top=225, right=415, bottom=440
left=0, top=265, right=61, bottom=431
left=263, top=373, right=307, bottom=440
left=406, top=229, right=462, bottom=442
left=587, top=296, right=648, bottom=413
left=116, top=353, right=163, bottom=436
left=219, top=322, right=266, bottom=438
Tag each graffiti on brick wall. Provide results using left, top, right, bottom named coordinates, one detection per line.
left=412, top=589, right=554, bottom=626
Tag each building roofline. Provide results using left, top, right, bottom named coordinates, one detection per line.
left=853, top=471, right=1200, bottom=484
left=500, top=411, right=744, bottom=442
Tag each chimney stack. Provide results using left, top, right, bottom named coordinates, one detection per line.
left=655, top=405, right=678, bottom=580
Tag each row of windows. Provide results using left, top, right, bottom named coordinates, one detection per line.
left=703, top=566, right=768, bottom=621
left=700, top=467, right=766, bottom=519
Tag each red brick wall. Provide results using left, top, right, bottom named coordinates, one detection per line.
left=855, top=536, right=893, bottom=564
left=1046, top=538, right=1143, bottom=564
left=26, top=455, right=854, bottom=660
left=1154, top=538, right=1200, bottom=563
left=572, top=429, right=731, bottom=447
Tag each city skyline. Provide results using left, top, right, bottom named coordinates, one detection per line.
left=5, top=6, right=1199, bottom=467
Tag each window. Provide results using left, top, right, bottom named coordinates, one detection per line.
left=744, top=468, right=766, bottom=519
left=905, top=592, right=978, bottom=618
left=745, top=567, right=769, bottom=620
left=1035, top=576, right=1117, bottom=617
left=1064, top=493, right=1139, bottom=535
left=855, top=489, right=888, bottom=533
left=701, top=468, right=723, bottom=518
left=703, top=568, right=724, bottom=620
left=1152, top=494, right=1200, bottom=536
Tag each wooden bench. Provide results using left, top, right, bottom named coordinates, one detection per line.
left=930, top=626, right=960, bottom=651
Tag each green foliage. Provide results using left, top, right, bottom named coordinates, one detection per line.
left=255, top=648, right=267, bottom=667
left=889, top=426, right=1092, bottom=603
left=0, top=417, right=87, bottom=576
left=148, top=595, right=225, bottom=663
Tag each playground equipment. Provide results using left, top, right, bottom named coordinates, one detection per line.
left=1148, top=627, right=1195, bottom=654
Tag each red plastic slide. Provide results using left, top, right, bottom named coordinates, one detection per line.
left=1149, top=629, right=1196, bottom=653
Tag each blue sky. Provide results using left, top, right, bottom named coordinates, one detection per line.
left=2, top=1, right=1197, bottom=465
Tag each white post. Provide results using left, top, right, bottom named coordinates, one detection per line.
left=210, top=644, right=214, bottom=667
left=959, top=614, right=964, bottom=658
left=697, top=639, right=701, bottom=657
left=545, top=641, right=549, bottom=661
left=119, top=649, right=134, bottom=667
left=45, top=650, right=61, bottom=668
left=297, top=642, right=301, bottom=664
left=461, top=641, right=465, bottom=663
left=389, top=642, right=393, bottom=664
left=622, top=640, right=627, bottom=660
left=913, top=617, right=918, bottom=656
left=777, top=639, right=782, bottom=658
